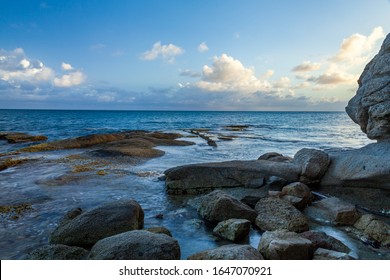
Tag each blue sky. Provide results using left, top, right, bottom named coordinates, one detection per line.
left=1, top=0, right=390, bottom=110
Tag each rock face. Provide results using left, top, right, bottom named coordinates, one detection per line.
left=26, top=244, right=89, bottom=260
left=50, top=200, right=144, bottom=247
left=88, top=230, right=180, bottom=260
left=354, top=214, right=390, bottom=247
left=300, top=231, right=350, bottom=253
left=198, top=191, right=257, bottom=223
left=258, top=230, right=313, bottom=260
left=213, top=219, right=251, bottom=242
left=304, top=197, right=360, bottom=226
left=313, top=248, right=354, bottom=260
left=188, top=244, right=263, bottom=260
left=254, top=197, right=309, bottom=232
left=346, top=33, right=390, bottom=140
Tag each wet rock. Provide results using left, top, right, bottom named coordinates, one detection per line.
left=223, top=125, right=249, bottom=131
left=258, top=152, right=293, bottom=162
left=345, top=33, right=390, bottom=140
left=188, top=244, right=263, bottom=260
left=198, top=190, right=257, bottom=223
left=293, top=148, right=330, bottom=184
left=280, top=182, right=314, bottom=210
left=26, top=244, right=89, bottom=260
left=165, top=160, right=300, bottom=194
left=258, top=230, right=314, bottom=260
left=300, top=231, right=350, bottom=253
left=88, top=230, right=180, bottom=260
left=0, top=132, right=47, bottom=143
left=354, top=214, right=390, bottom=247
left=50, top=200, right=144, bottom=248
left=146, top=226, right=173, bottom=237
left=0, top=158, right=29, bottom=171
left=213, top=219, right=251, bottom=242
left=304, top=197, right=360, bottom=226
left=313, top=248, right=355, bottom=260
left=254, top=197, right=309, bottom=232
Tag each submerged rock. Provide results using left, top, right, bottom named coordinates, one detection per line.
left=313, top=248, right=355, bottom=260
left=0, top=132, right=47, bottom=143
left=346, top=33, right=390, bottom=140
left=258, top=230, right=313, bottom=260
left=26, top=244, right=89, bottom=260
left=188, top=244, right=263, bottom=260
left=198, top=190, right=257, bottom=223
left=88, top=230, right=180, bottom=260
left=0, top=158, right=29, bottom=171
left=212, top=218, right=251, bottom=242
left=254, top=197, right=309, bottom=232
left=50, top=200, right=144, bottom=248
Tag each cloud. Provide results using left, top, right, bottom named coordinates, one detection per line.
left=179, top=69, right=201, bottom=78
left=53, top=71, right=86, bottom=87
left=307, top=72, right=356, bottom=85
left=141, top=41, right=184, bottom=63
left=61, top=62, right=73, bottom=71
left=198, top=42, right=209, bottom=53
left=292, top=61, right=321, bottom=72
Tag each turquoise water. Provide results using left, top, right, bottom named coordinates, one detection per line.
left=0, top=110, right=382, bottom=259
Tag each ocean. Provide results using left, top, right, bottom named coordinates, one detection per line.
left=0, top=110, right=380, bottom=259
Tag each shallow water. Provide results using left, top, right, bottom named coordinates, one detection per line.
left=0, top=110, right=387, bottom=259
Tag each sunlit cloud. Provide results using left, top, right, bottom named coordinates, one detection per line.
left=61, top=62, right=73, bottom=71
left=53, top=71, right=86, bottom=87
left=179, top=69, right=201, bottom=78
left=141, top=41, right=184, bottom=63
left=198, top=42, right=209, bottom=53
left=292, top=61, right=321, bottom=72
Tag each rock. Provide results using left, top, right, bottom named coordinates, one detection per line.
left=258, top=152, right=293, bottom=162
left=280, top=182, right=314, bottom=210
left=0, top=132, right=47, bottom=143
left=240, top=195, right=265, bottom=209
left=245, top=177, right=265, bottom=189
left=26, top=244, right=89, bottom=260
left=165, top=160, right=301, bottom=194
left=0, top=158, right=29, bottom=171
left=345, top=33, right=390, bottom=140
left=198, top=191, right=257, bottom=223
left=50, top=200, right=144, bottom=248
left=266, top=176, right=288, bottom=191
left=188, top=244, right=263, bottom=260
left=300, top=231, right=350, bottom=253
left=213, top=219, right=251, bottom=242
left=254, top=197, right=309, bottom=232
left=223, top=125, right=249, bottom=131
left=313, top=248, right=355, bottom=260
left=146, top=226, right=172, bottom=237
left=354, top=214, right=390, bottom=247
left=320, top=142, right=390, bottom=191
left=258, top=230, right=313, bottom=260
left=88, top=230, right=180, bottom=260
left=304, top=197, right=360, bottom=226
left=293, top=148, right=330, bottom=184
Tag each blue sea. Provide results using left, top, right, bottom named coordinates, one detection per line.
left=0, top=110, right=381, bottom=259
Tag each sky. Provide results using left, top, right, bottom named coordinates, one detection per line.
left=1, top=0, right=390, bottom=111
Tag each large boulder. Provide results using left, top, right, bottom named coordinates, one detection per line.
left=292, top=148, right=330, bottom=184
left=88, top=230, right=180, bottom=260
left=354, top=214, right=390, bottom=247
left=346, top=33, right=390, bottom=140
left=26, top=244, right=89, bottom=260
left=50, top=200, right=144, bottom=248
left=279, top=182, right=314, bottom=210
left=198, top=191, right=257, bottom=223
left=213, top=219, right=251, bottom=242
left=254, top=197, right=309, bottom=232
left=188, top=244, right=263, bottom=260
left=258, top=230, right=314, bottom=260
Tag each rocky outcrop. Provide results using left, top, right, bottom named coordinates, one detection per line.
left=353, top=214, right=390, bottom=247
left=304, top=197, right=360, bottom=226
left=50, top=200, right=144, bottom=248
left=26, top=244, right=89, bottom=260
left=88, top=230, right=180, bottom=260
left=0, top=132, right=47, bottom=143
left=188, top=244, right=263, bottom=260
left=254, top=197, right=309, bottom=232
left=346, top=33, right=390, bottom=140
left=313, top=248, right=355, bottom=260
left=198, top=190, right=257, bottom=223
left=212, top=219, right=251, bottom=242
left=258, top=230, right=314, bottom=260
left=300, top=231, right=350, bottom=253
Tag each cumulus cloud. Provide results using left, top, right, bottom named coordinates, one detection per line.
left=141, top=41, right=184, bottom=63
left=53, top=71, right=86, bottom=87
left=292, top=61, right=321, bottom=72
left=61, top=62, right=73, bottom=71
left=198, top=42, right=209, bottom=53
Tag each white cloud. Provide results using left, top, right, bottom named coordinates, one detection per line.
left=307, top=72, right=356, bottom=85
left=141, top=41, right=184, bottom=63
left=260, top=70, right=275, bottom=79
left=198, top=42, right=209, bottom=53
left=53, top=71, right=86, bottom=87
left=179, top=69, right=201, bottom=78
left=292, top=61, right=321, bottom=72
left=61, top=62, right=73, bottom=71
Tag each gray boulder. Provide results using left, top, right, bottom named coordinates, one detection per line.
left=354, top=214, right=390, bottom=247
left=313, top=248, right=355, bottom=260
left=300, top=231, right=350, bottom=253
left=280, top=182, right=314, bottom=210
left=254, top=197, right=309, bottom=232
left=304, top=197, right=360, bottom=226
left=258, top=230, right=313, bottom=260
left=188, top=244, right=263, bottom=260
left=88, top=230, right=180, bottom=260
left=145, top=226, right=172, bottom=237
left=198, top=190, right=257, bottom=223
left=346, top=33, right=390, bottom=140
left=293, top=148, right=330, bottom=184
left=26, top=244, right=89, bottom=260
left=213, top=219, right=251, bottom=242
left=50, top=200, right=144, bottom=247
left=258, top=152, right=292, bottom=162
